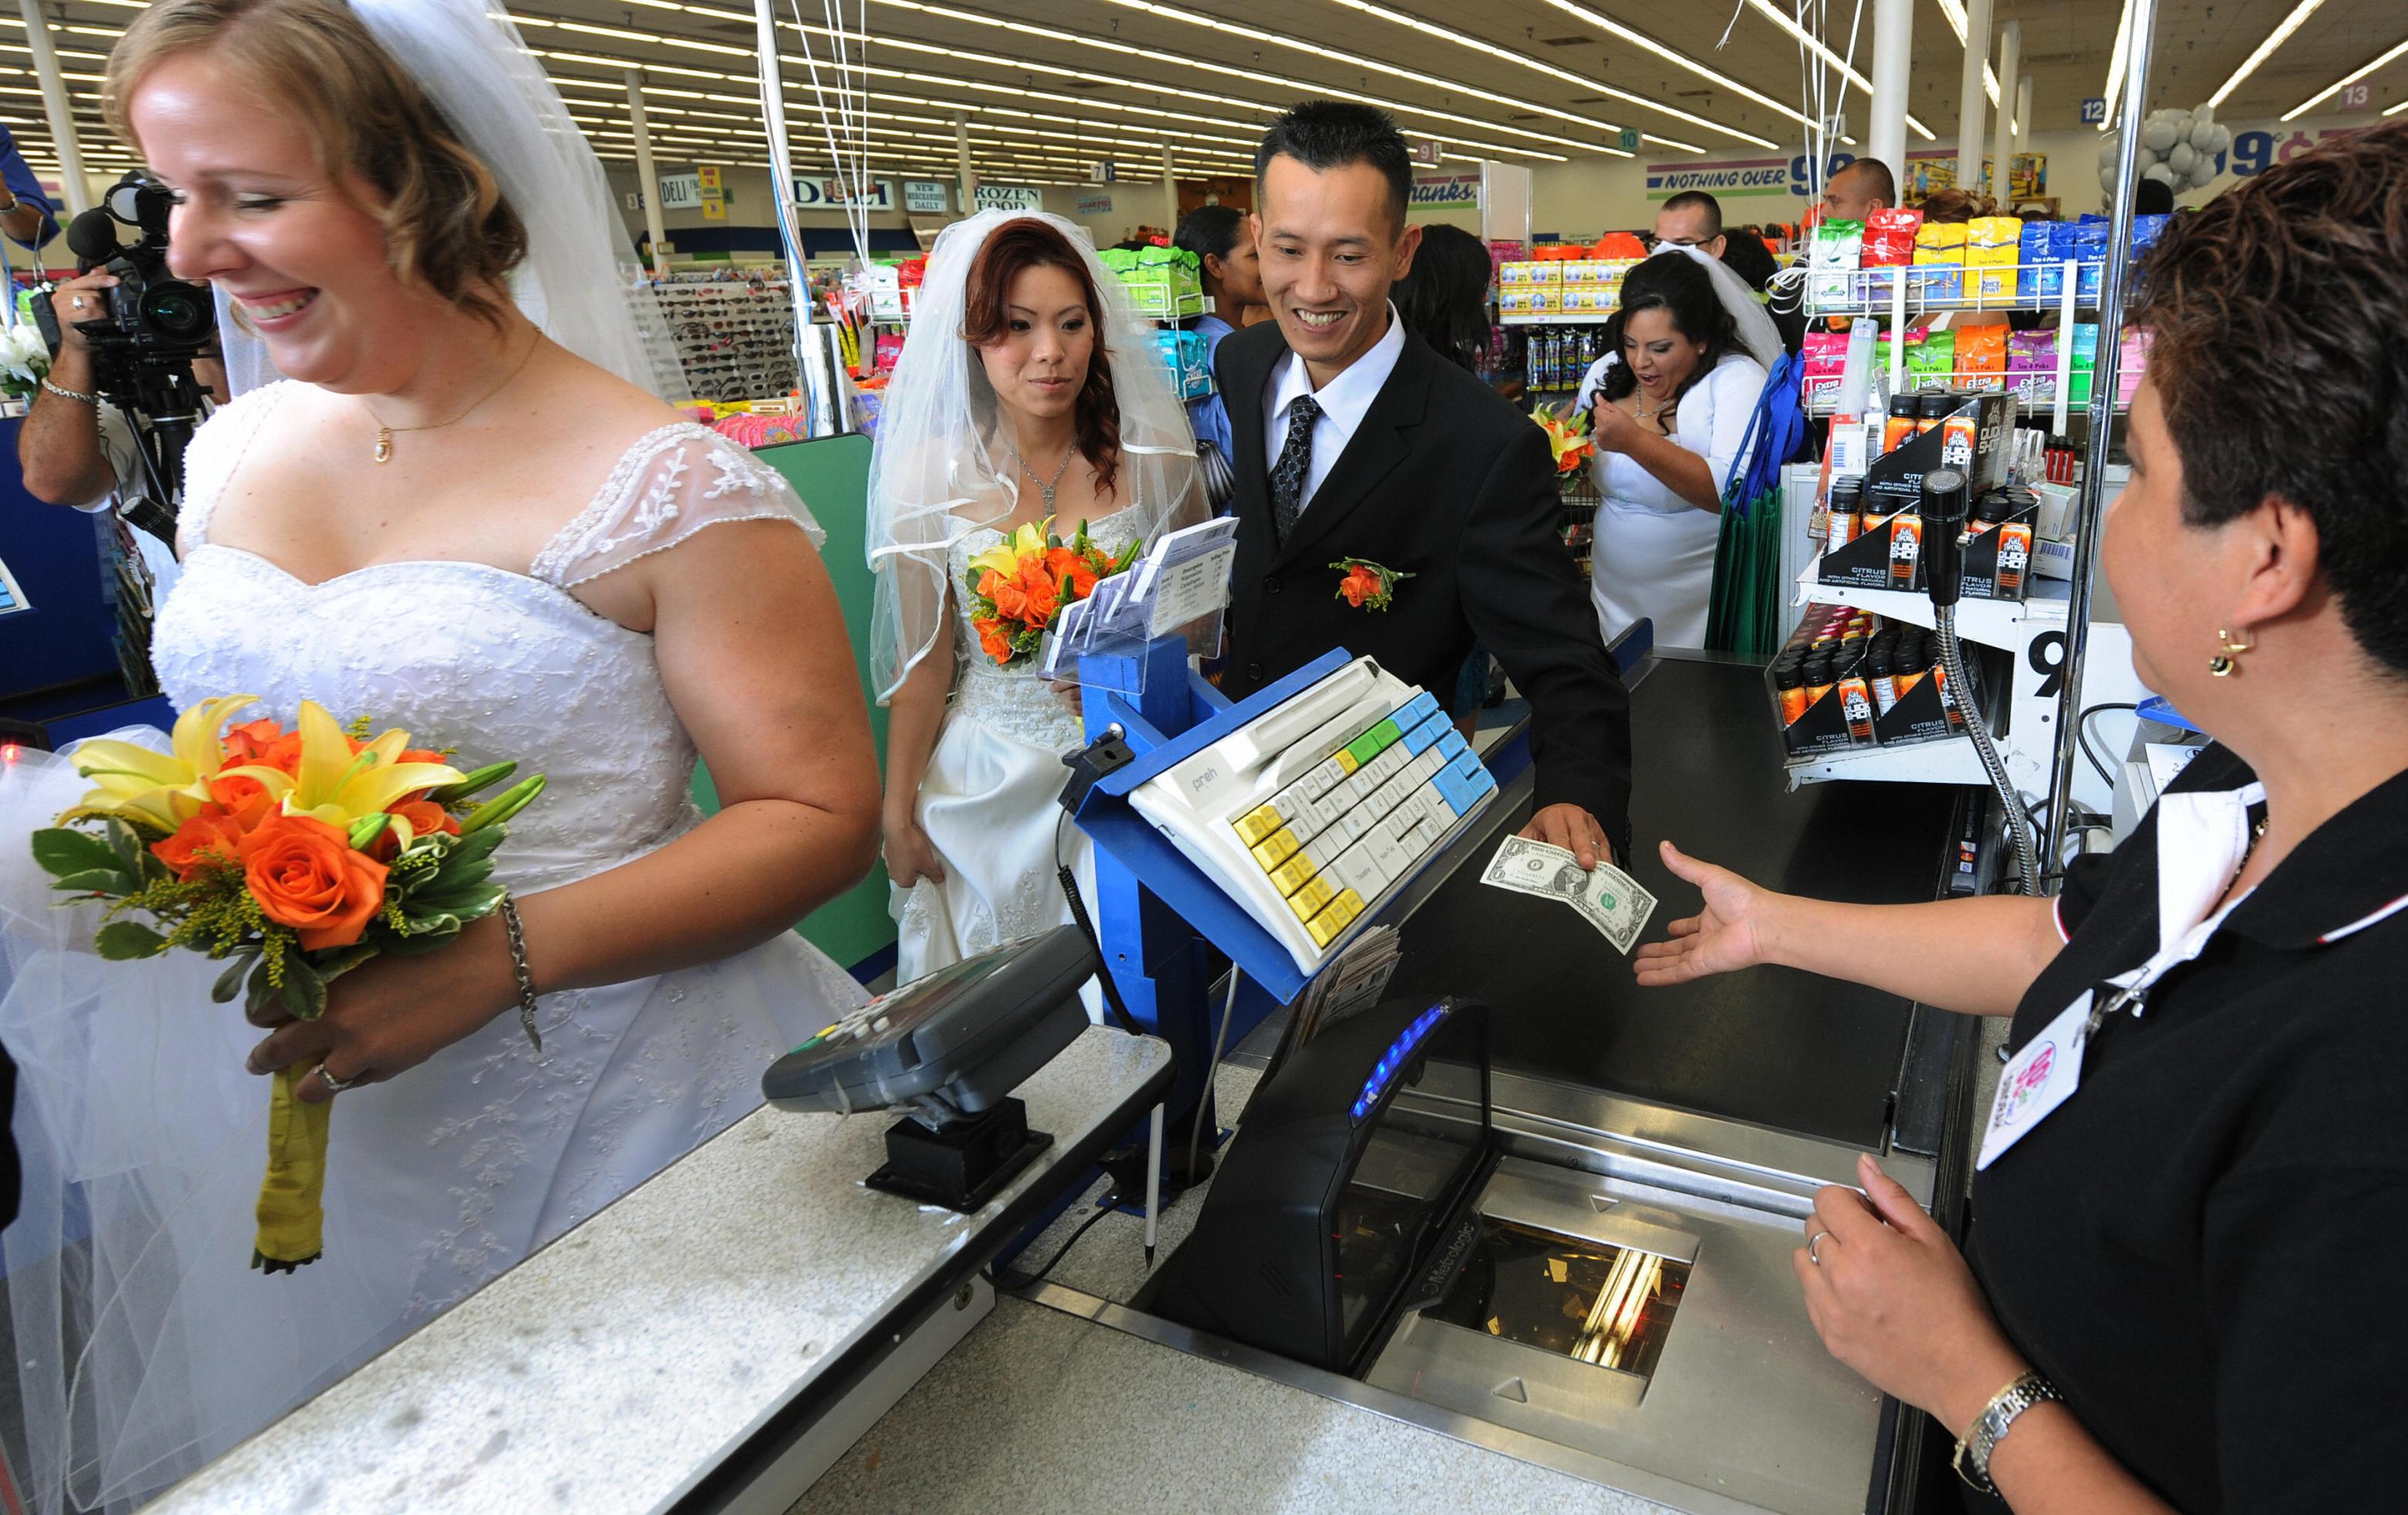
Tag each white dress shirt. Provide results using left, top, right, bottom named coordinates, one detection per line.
left=1262, top=301, right=1408, bottom=517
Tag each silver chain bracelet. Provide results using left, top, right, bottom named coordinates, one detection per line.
left=40, top=376, right=98, bottom=406
left=498, top=893, right=542, bottom=1053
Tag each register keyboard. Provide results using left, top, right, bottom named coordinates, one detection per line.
left=1128, top=657, right=1498, bottom=975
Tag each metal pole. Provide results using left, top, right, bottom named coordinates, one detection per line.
left=1955, top=0, right=1993, bottom=193
left=2014, top=75, right=2033, bottom=161
left=1992, top=21, right=2020, bottom=204
left=754, top=0, right=837, bottom=435
left=1867, top=0, right=1912, bottom=199
left=18, top=0, right=89, bottom=215
left=625, top=71, right=671, bottom=281
left=957, top=115, right=977, bottom=217
left=2043, top=0, right=2157, bottom=875
left=1161, top=143, right=1177, bottom=237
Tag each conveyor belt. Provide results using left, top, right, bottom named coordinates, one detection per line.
left=1387, top=650, right=1960, bottom=1150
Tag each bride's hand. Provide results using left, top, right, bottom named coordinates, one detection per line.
left=1632, top=840, right=1785, bottom=987
left=245, top=915, right=520, bottom=1103
left=883, top=808, right=947, bottom=888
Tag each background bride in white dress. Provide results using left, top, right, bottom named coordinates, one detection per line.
left=869, top=213, right=1202, bottom=993
left=0, top=2, right=879, bottom=1509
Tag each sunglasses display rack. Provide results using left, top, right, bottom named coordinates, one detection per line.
left=644, top=280, right=802, bottom=404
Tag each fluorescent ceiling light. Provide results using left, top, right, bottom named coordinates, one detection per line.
left=2100, top=0, right=2135, bottom=131
left=2282, top=35, right=2408, bottom=119
left=839, top=1, right=1576, bottom=160
left=1529, top=0, right=1934, bottom=141
left=1313, top=0, right=1758, bottom=150
left=1093, top=0, right=1648, bottom=155
left=2211, top=0, right=2327, bottom=107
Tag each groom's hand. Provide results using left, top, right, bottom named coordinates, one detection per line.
left=1520, top=803, right=1613, bottom=869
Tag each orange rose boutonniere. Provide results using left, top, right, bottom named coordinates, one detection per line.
left=1330, top=557, right=1414, bottom=612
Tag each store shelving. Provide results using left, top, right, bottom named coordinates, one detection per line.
left=644, top=280, right=801, bottom=403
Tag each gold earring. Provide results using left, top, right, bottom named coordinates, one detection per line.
left=2209, top=626, right=2252, bottom=677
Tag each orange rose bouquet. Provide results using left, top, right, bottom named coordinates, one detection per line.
left=963, top=515, right=1142, bottom=670
left=29, top=696, right=545, bottom=1273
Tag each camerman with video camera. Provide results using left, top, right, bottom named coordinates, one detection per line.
left=18, top=267, right=224, bottom=514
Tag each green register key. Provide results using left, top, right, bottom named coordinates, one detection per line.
left=1344, top=718, right=1403, bottom=768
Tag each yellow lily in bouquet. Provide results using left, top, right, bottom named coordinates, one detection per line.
left=32, top=697, right=545, bottom=1271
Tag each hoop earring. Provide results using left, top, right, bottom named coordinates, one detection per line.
left=2209, top=626, right=2252, bottom=677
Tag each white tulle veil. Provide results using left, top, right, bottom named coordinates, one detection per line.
left=217, top=0, right=690, bottom=403
left=1656, top=243, right=1785, bottom=371
left=866, top=209, right=1206, bottom=703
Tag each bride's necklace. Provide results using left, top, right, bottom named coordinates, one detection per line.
left=361, top=335, right=540, bottom=465
left=1006, top=441, right=1076, bottom=511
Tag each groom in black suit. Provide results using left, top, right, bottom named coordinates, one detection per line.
left=1216, top=102, right=1634, bottom=865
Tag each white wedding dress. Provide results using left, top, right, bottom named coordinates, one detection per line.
left=892, top=504, right=1143, bottom=997
left=0, top=381, right=866, bottom=1513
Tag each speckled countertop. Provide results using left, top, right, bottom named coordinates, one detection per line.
left=147, top=1027, right=1173, bottom=1515
left=792, top=1060, right=1684, bottom=1515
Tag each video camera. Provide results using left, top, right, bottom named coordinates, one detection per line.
left=32, top=170, right=217, bottom=536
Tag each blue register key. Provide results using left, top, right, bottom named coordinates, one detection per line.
left=1401, top=711, right=1451, bottom=756
left=1436, top=727, right=1469, bottom=761
left=1396, top=690, right=1441, bottom=727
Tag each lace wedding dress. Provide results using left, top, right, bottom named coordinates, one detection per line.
left=892, top=505, right=1144, bottom=998
left=0, top=381, right=867, bottom=1513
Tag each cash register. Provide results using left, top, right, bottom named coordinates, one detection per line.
left=761, top=925, right=1099, bottom=1211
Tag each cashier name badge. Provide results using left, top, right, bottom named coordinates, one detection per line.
left=1976, top=992, right=2089, bottom=1171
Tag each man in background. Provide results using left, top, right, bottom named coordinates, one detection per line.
left=0, top=123, right=58, bottom=252
left=1821, top=157, right=1895, bottom=224
left=1653, top=190, right=1727, bottom=258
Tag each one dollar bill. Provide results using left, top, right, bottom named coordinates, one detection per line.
left=1478, top=835, right=1658, bottom=956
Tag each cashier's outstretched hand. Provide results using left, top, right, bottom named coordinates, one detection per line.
left=1519, top=803, right=1612, bottom=869
left=1633, top=841, right=1774, bottom=985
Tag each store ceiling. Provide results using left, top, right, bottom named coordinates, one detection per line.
left=5, top=1, right=2404, bottom=190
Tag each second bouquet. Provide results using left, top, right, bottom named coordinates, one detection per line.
left=962, top=515, right=1142, bottom=670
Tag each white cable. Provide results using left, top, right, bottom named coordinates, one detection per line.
left=1187, top=968, right=1243, bottom=1176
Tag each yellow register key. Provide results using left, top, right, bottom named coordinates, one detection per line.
left=1304, top=889, right=1367, bottom=947
left=1231, top=805, right=1284, bottom=847
left=1287, top=876, right=1337, bottom=921
left=1249, top=827, right=1302, bottom=871
left=1269, top=854, right=1318, bottom=896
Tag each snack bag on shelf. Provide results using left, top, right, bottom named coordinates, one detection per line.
left=1861, top=208, right=1922, bottom=301
left=2117, top=328, right=2151, bottom=405
left=2006, top=331, right=2057, bottom=405
left=1801, top=330, right=1849, bottom=410
left=1905, top=327, right=1956, bottom=384
left=2130, top=213, right=2171, bottom=257
left=1957, top=324, right=2008, bottom=382
left=1912, top=221, right=1966, bottom=302
left=2020, top=222, right=2059, bottom=302
left=2072, top=217, right=2110, bottom=302
left=1592, top=232, right=1648, bottom=260
left=1809, top=219, right=1864, bottom=307
left=2065, top=322, right=2100, bottom=406
left=1967, top=216, right=2023, bottom=300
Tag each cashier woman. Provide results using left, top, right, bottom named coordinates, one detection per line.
left=1636, top=124, right=2408, bottom=1511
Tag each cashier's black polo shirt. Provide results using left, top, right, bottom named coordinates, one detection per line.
left=1966, top=744, right=2408, bottom=1512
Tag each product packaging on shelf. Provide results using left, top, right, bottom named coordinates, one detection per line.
left=1966, top=216, right=2023, bottom=299
left=1957, top=324, right=2008, bottom=383
left=1912, top=221, right=1967, bottom=301
left=2006, top=331, right=2056, bottom=405
left=1959, top=486, right=2040, bottom=602
left=1819, top=388, right=2015, bottom=594
left=1861, top=209, right=1921, bottom=301
left=2072, top=217, right=2110, bottom=301
left=1905, top=328, right=1956, bottom=385
left=2018, top=223, right=2057, bottom=301
left=1803, top=330, right=1848, bottom=408
left=2066, top=324, right=2100, bottom=405
left=1770, top=604, right=1991, bottom=761
left=1810, top=220, right=1864, bottom=305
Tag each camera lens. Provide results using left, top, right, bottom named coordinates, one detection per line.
left=142, top=280, right=214, bottom=343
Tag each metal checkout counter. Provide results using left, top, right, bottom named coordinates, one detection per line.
left=143, top=643, right=1977, bottom=1515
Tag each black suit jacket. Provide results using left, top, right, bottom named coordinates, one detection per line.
left=1215, top=319, right=1634, bottom=852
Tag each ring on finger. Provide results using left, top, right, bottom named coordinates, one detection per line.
left=1808, top=1228, right=1829, bottom=1265
left=317, top=1063, right=366, bottom=1094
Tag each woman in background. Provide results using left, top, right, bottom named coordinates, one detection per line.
left=1170, top=203, right=1263, bottom=472
left=1573, top=249, right=1779, bottom=649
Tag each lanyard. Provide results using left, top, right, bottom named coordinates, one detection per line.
left=2082, top=781, right=2266, bottom=1037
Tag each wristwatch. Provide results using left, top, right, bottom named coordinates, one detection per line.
left=1952, top=1371, right=2063, bottom=1493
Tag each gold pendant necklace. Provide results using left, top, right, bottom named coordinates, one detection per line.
left=364, top=334, right=540, bottom=465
